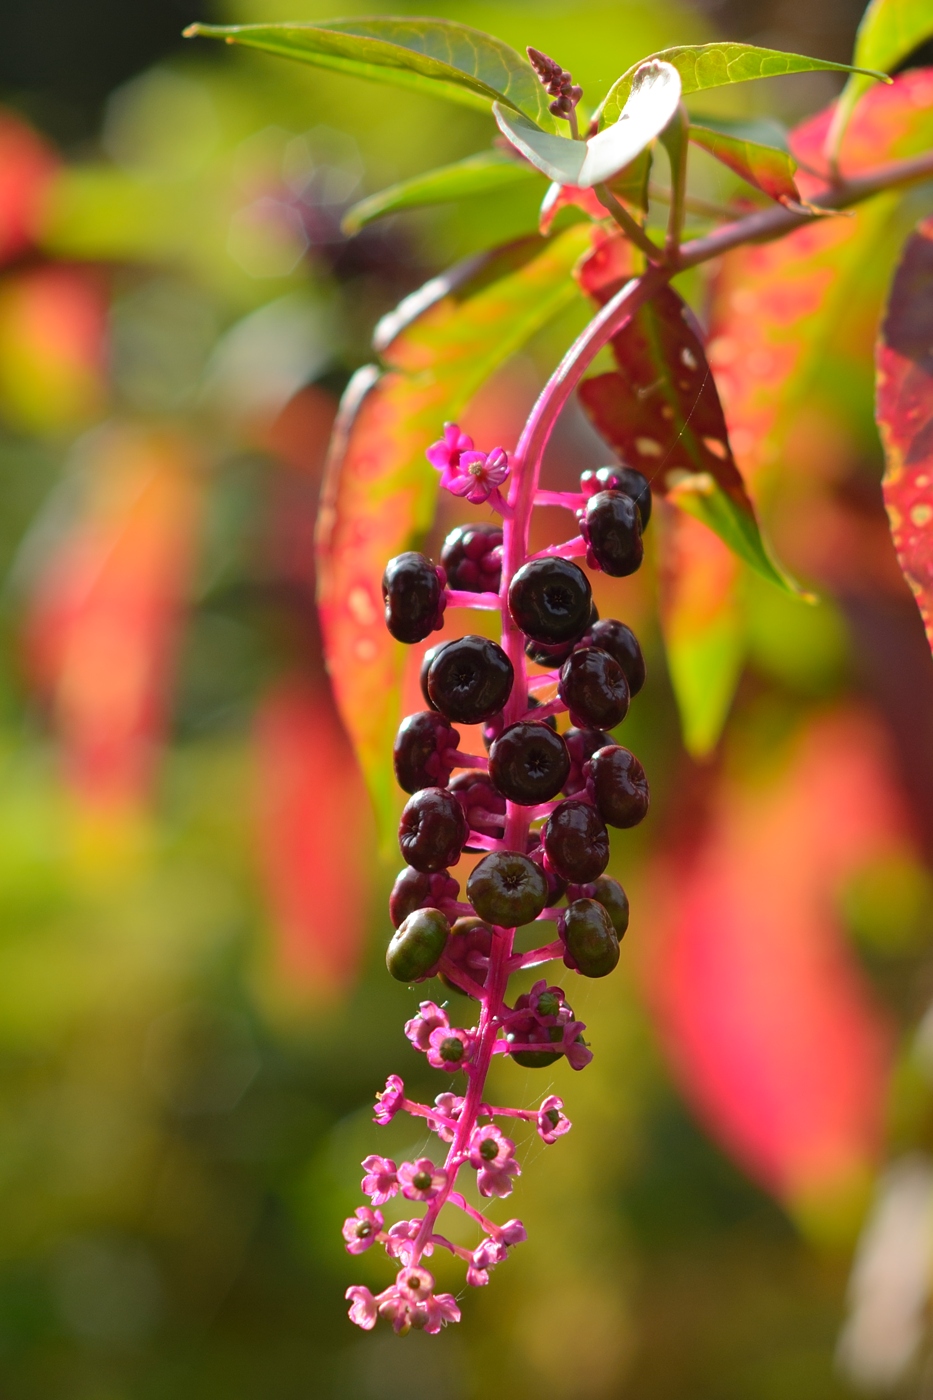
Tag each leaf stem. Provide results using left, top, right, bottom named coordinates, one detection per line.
left=594, top=183, right=665, bottom=264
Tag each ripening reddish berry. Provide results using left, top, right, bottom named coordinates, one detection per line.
left=399, top=787, right=469, bottom=872
left=441, top=522, right=502, bottom=592
left=587, top=745, right=649, bottom=828
left=543, top=800, right=609, bottom=883
left=558, top=647, right=629, bottom=730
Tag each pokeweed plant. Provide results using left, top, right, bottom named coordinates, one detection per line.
left=189, top=1, right=933, bottom=1336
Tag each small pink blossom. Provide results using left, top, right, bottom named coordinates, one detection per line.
left=404, top=1001, right=449, bottom=1052
left=537, top=1094, right=571, bottom=1144
left=398, top=1157, right=448, bottom=1202
left=563, top=1022, right=593, bottom=1070
left=420, top=1292, right=461, bottom=1333
left=468, top=1125, right=521, bottom=1198
left=396, top=1264, right=435, bottom=1301
left=385, top=1218, right=434, bottom=1264
left=427, top=1092, right=465, bottom=1142
left=466, top=1263, right=489, bottom=1286
left=443, top=446, right=510, bottom=504
left=373, top=1074, right=405, bottom=1125
left=473, top=1236, right=509, bottom=1270
left=499, top=1218, right=527, bottom=1245
left=346, top=1284, right=378, bottom=1330
left=361, top=1154, right=399, bottom=1205
left=427, top=1025, right=475, bottom=1071
left=426, top=422, right=473, bottom=475
left=342, top=1206, right=384, bottom=1255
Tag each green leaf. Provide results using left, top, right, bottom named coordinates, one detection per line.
left=666, top=471, right=814, bottom=600
left=184, top=18, right=552, bottom=123
left=688, top=112, right=791, bottom=151
left=689, top=124, right=803, bottom=206
left=315, top=227, right=591, bottom=841
left=598, top=44, right=889, bottom=128
left=494, top=59, right=682, bottom=188
left=341, top=151, right=543, bottom=235
left=830, top=0, right=933, bottom=156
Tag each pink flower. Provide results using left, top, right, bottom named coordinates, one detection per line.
left=342, top=1206, right=383, bottom=1254
left=466, top=1263, right=489, bottom=1286
left=346, top=1284, right=378, bottom=1330
left=398, top=1157, right=448, bottom=1202
left=396, top=1264, right=435, bottom=1301
left=404, top=1001, right=449, bottom=1052
left=427, top=1025, right=474, bottom=1071
left=426, top=422, right=474, bottom=475
left=360, top=1154, right=399, bottom=1205
left=421, top=1292, right=461, bottom=1332
left=563, top=1021, right=593, bottom=1070
left=385, top=1219, right=434, bottom=1264
left=499, top=1218, right=527, bottom=1245
left=468, top=1125, right=521, bottom=1198
left=537, top=1094, right=571, bottom=1144
left=427, top=1092, right=465, bottom=1142
left=443, top=446, right=510, bottom=504
left=373, top=1074, right=405, bottom=1125
left=473, top=1236, right=509, bottom=1270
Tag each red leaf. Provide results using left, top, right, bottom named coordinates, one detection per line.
left=688, top=124, right=802, bottom=207
left=877, top=215, right=933, bottom=652
left=0, top=109, right=59, bottom=265
left=645, top=708, right=903, bottom=1215
left=23, top=426, right=203, bottom=810
left=254, top=680, right=372, bottom=997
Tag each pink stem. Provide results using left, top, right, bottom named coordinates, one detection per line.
left=450, top=751, right=488, bottom=769
left=534, top=490, right=586, bottom=510
left=526, top=536, right=587, bottom=561
left=510, top=939, right=565, bottom=970
left=522, top=698, right=565, bottom=724
left=446, top=589, right=502, bottom=610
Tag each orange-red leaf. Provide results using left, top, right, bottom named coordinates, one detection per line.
left=0, top=108, right=59, bottom=265
left=23, top=425, right=203, bottom=810
left=877, top=215, right=933, bottom=652
left=254, top=680, right=372, bottom=997
left=688, top=123, right=802, bottom=206
left=645, top=708, right=903, bottom=1220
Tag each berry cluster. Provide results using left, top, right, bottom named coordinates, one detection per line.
left=526, top=46, right=583, bottom=123
left=344, top=424, right=650, bottom=1334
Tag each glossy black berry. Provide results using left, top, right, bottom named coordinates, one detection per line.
left=591, top=876, right=630, bottom=939
left=386, top=907, right=450, bottom=982
left=489, top=722, right=570, bottom=805
left=584, top=619, right=646, bottom=697
left=581, top=466, right=652, bottom=528
left=524, top=635, right=575, bottom=668
left=564, top=726, right=613, bottom=795
left=467, top=850, right=549, bottom=927
left=383, top=552, right=443, bottom=643
left=508, top=558, right=592, bottom=644
left=562, top=897, right=619, bottom=977
left=482, top=695, right=556, bottom=752
left=441, top=916, right=494, bottom=998
left=559, top=647, right=629, bottom=730
left=393, top=711, right=459, bottom=794
left=588, top=745, right=650, bottom=828
left=440, top=523, right=502, bottom=592
left=399, top=787, right=468, bottom=873
left=527, top=840, right=567, bottom=903
left=543, top=800, right=610, bottom=883
left=583, top=491, right=643, bottom=577
left=426, top=634, right=513, bottom=724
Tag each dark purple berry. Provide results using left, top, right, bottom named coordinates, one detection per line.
left=488, top=722, right=570, bottom=805
left=543, top=800, right=609, bottom=883
left=386, top=907, right=450, bottom=982
left=581, top=466, right=652, bottom=528
left=426, top=634, right=513, bottom=725
left=508, top=558, right=592, bottom=644
left=441, top=916, right=493, bottom=998
left=525, top=635, right=576, bottom=668
left=390, top=866, right=458, bottom=927
left=440, top=523, right=502, bottom=592
left=562, top=898, right=619, bottom=977
left=564, top=726, right=613, bottom=795
left=591, top=875, right=630, bottom=939
left=449, top=770, right=506, bottom=851
left=527, top=839, right=566, bottom=903
left=559, top=647, right=629, bottom=730
left=587, top=745, right=649, bottom=828
left=420, top=641, right=449, bottom=710
left=383, top=552, right=444, bottom=643
left=393, top=711, right=459, bottom=794
left=584, top=619, right=645, bottom=697
left=482, top=694, right=556, bottom=751
left=399, top=787, right=468, bottom=873
left=467, top=850, right=549, bottom=927
left=582, top=491, right=643, bottom=577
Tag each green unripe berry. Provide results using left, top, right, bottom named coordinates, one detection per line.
left=591, top=876, right=630, bottom=940
left=386, top=907, right=450, bottom=983
left=467, top=851, right=549, bottom=928
left=563, top=897, right=620, bottom=978
left=507, top=1025, right=563, bottom=1068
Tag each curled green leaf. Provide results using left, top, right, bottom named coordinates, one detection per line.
left=689, top=124, right=803, bottom=207
left=184, top=17, right=552, bottom=123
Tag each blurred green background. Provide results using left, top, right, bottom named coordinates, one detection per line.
left=1, top=0, right=933, bottom=1396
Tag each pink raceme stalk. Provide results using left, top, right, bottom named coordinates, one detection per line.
left=350, top=259, right=655, bottom=1331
